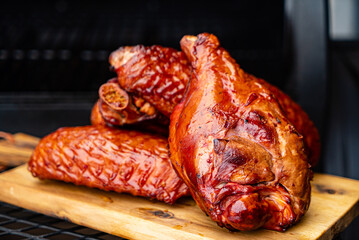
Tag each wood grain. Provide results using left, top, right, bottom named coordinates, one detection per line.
left=0, top=165, right=358, bottom=240
left=0, top=132, right=39, bottom=166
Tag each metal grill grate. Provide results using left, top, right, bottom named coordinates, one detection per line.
left=0, top=201, right=126, bottom=240
left=0, top=0, right=286, bottom=92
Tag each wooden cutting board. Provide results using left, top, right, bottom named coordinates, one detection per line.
left=0, top=165, right=358, bottom=240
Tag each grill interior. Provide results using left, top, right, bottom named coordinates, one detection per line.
left=0, top=0, right=285, bottom=92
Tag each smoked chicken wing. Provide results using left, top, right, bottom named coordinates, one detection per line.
left=109, top=45, right=191, bottom=117
left=169, top=33, right=313, bottom=231
left=28, top=126, right=189, bottom=204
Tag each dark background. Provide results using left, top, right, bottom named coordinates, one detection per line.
left=0, top=0, right=358, bottom=239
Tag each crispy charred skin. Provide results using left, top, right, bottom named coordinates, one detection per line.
left=109, top=45, right=191, bottom=117
left=28, top=126, right=189, bottom=204
left=169, top=33, right=313, bottom=231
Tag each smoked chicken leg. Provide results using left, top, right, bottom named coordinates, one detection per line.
left=28, top=126, right=189, bottom=204
left=169, top=33, right=313, bottom=231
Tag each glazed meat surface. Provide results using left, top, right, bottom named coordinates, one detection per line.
left=110, top=45, right=191, bottom=117
left=169, top=33, right=313, bottom=231
left=28, top=126, right=189, bottom=204
left=107, top=44, right=320, bottom=166
left=255, top=79, right=320, bottom=166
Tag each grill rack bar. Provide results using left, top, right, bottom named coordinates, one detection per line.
left=0, top=201, right=125, bottom=240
